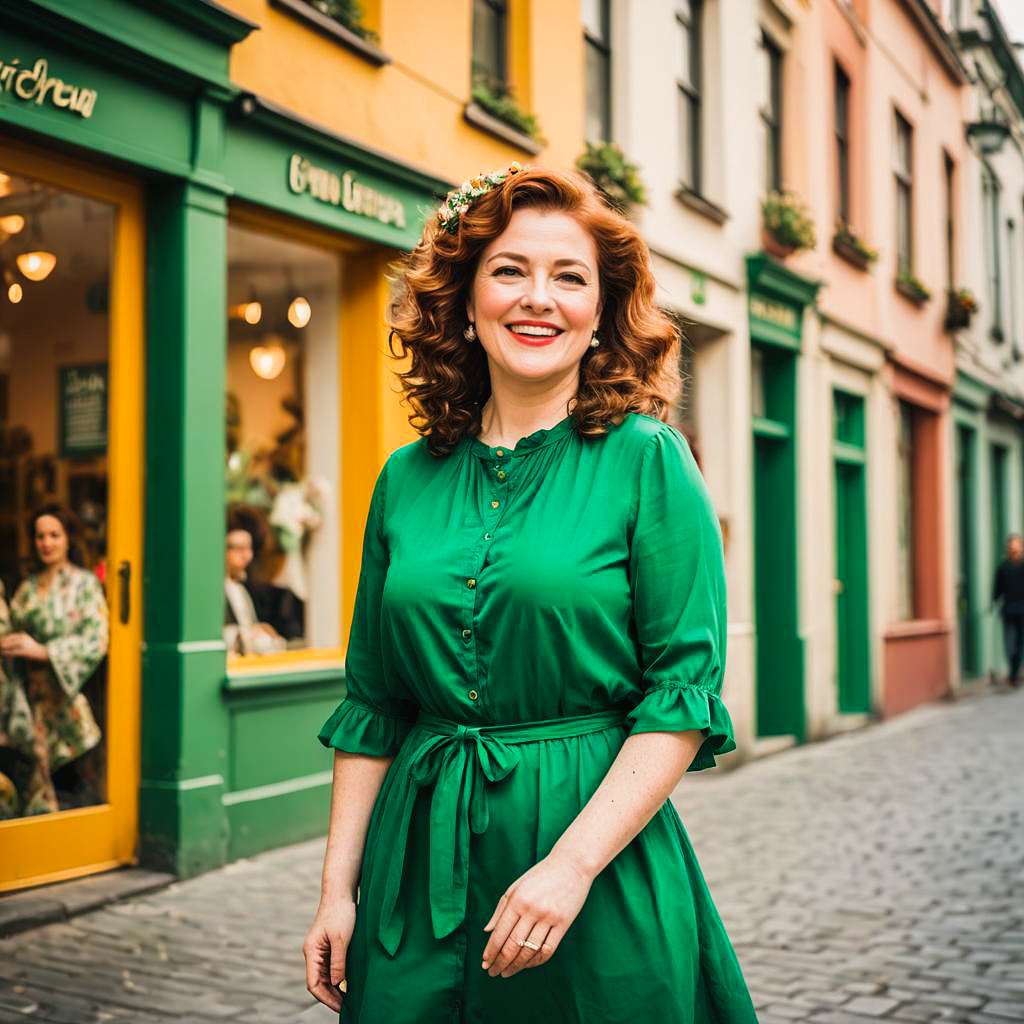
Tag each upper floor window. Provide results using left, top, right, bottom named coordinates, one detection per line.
left=893, top=111, right=914, bottom=275
left=943, top=151, right=955, bottom=290
left=983, top=165, right=1003, bottom=338
left=584, top=0, right=612, bottom=143
left=677, top=0, right=703, bottom=193
left=472, top=0, right=507, bottom=90
left=760, top=33, right=783, bottom=194
left=835, top=62, right=851, bottom=224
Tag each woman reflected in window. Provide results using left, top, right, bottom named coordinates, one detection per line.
left=0, top=504, right=108, bottom=817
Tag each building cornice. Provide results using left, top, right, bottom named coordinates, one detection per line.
left=954, top=2, right=1024, bottom=122
left=897, top=0, right=968, bottom=85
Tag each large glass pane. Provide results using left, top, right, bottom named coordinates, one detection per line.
left=0, top=169, right=113, bottom=819
left=225, top=223, right=341, bottom=660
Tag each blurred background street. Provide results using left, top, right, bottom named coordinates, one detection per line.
left=2, top=685, right=1022, bottom=1023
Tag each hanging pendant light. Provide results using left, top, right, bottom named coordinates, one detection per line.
left=249, top=338, right=287, bottom=380
left=287, top=296, right=311, bottom=328
left=16, top=250, right=57, bottom=281
left=0, top=214, right=24, bottom=235
left=3, top=268, right=22, bottom=303
left=16, top=202, right=56, bottom=281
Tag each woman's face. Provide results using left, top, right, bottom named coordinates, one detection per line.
left=467, top=208, right=602, bottom=391
left=34, top=515, right=69, bottom=567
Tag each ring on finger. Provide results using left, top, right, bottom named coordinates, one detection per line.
left=522, top=939, right=541, bottom=951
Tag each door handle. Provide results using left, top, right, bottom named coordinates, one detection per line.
left=118, top=560, right=131, bottom=624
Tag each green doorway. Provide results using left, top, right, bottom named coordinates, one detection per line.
left=955, top=423, right=981, bottom=678
left=833, top=390, right=870, bottom=713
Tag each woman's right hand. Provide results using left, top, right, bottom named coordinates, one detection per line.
left=303, top=898, right=356, bottom=1012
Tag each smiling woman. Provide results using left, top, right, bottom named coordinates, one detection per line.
left=304, top=167, right=757, bottom=1024
left=388, top=167, right=680, bottom=454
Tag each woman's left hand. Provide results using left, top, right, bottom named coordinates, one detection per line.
left=481, top=850, right=593, bottom=978
left=0, top=633, right=48, bottom=661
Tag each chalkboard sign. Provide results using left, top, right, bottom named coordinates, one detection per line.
left=59, top=364, right=108, bottom=457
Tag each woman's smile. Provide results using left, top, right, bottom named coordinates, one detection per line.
left=504, top=320, right=564, bottom=346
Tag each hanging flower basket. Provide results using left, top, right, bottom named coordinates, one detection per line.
left=575, top=142, right=647, bottom=214
left=943, top=287, right=978, bottom=331
left=761, top=191, right=816, bottom=258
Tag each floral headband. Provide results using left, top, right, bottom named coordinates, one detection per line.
left=436, top=162, right=524, bottom=234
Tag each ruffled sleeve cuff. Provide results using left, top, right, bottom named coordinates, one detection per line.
left=317, top=696, right=414, bottom=758
left=626, top=681, right=736, bottom=772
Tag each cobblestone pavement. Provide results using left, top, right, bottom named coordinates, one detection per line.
left=1, top=687, right=1022, bottom=1023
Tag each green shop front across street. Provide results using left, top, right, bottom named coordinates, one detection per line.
left=0, top=0, right=448, bottom=892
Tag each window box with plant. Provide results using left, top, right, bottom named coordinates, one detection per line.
left=575, top=142, right=647, bottom=215
left=943, top=287, right=978, bottom=332
left=466, top=73, right=544, bottom=151
left=272, top=0, right=388, bottom=65
left=761, top=191, right=816, bottom=258
left=894, top=271, right=931, bottom=307
left=832, top=223, right=878, bottom=272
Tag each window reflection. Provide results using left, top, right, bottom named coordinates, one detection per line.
left=225, top=222, right=340, bottom=659
left=0, top=170, right=112, bottom=818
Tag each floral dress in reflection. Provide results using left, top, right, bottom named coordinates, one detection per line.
left=0, top=565, right=108, bottom=817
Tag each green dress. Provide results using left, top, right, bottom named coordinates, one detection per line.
left=319, top=413, right=757, bottom=1023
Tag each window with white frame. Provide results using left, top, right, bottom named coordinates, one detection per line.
left=983, top=164, right=1003, bottom=339
left=893, top=111, right=914, bottom=276
left=761, top=33, right=783, bottom=194
left=677, top=0, right=703, bottom=193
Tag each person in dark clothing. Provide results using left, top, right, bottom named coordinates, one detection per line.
left=992, top=533, right=1024, bottom=687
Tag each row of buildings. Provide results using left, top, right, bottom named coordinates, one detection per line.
left=0, top=0, right=1019, bottom=890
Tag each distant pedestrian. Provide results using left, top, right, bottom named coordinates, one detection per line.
left=992, top=533, right=1024, bottom=687
left=303, top=167, right=757, bottom=1022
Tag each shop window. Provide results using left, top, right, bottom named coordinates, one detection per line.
left=225, top=222, right=341, bottom=661
left=0, top=168, right=113, bottom=819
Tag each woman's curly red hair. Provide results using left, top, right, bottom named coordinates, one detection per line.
left=389, top=167, right=680, bottom=455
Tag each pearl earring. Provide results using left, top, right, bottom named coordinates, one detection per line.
left=590, top=333, right=600, bottom=348
left=464, top=323, right=477, bottom=342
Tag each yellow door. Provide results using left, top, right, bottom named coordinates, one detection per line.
left=0, top=137, right=143, bottom=890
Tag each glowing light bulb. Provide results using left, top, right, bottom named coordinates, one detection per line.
left=288, top=296, right=312, bottom=328
left=0, top=214, right=24, bottom=234
left=243, top=300, right=262, bottom=325
left=249, top=342, right=287, bottom=380
left=16, top=250, right=57, bottom=281
left=7, top=282, right=23, bottom=303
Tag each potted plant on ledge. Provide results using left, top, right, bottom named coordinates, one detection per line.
left=895, top=271, right=931, bottom=307
left=470, top=71, right=545, bottom=147
left=575, top=142, right=647, bottom=215
left=832, top=222, right=878, bottom=271
left=943, top=287, right=978, bottom=331
left=761, top=191, right=816, bottom=259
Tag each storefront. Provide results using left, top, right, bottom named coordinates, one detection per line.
left=0, top=1, right=448, bottom=890
left=881, top=354, right=953, bottom=717
left=745, top=254, right=820, bottom=744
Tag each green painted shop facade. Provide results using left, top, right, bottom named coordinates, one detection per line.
left=0, top=0, right=448, bottom=888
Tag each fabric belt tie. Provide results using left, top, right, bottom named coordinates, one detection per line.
left=376, top=709, right=626, bottom=956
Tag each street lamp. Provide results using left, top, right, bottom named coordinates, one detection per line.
left=966, top=116, right=1011, bottom=156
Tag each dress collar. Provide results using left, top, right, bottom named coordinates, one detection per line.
left=467, top=415, right=574, bottom=459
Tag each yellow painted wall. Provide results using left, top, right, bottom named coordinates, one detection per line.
left=222, top=0, right=584, bottom=183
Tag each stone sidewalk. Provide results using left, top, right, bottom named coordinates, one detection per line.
left=1, top=687, right=1022, bottom=1022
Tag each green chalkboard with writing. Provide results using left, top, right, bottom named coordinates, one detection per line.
left=59, top=363, right=108, bottom=457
